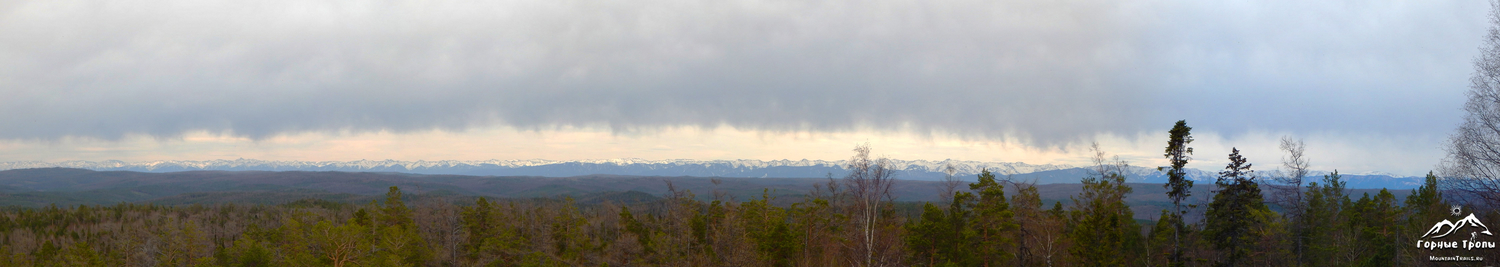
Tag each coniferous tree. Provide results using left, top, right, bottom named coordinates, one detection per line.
left=792, top=179, right=844, bottom=266
left=618, top=206, right=653, bottom=256
left=1011, top=181, right=1059, bottom=267
left=375, top=186, right=429, bottom=265
left=906, top=202, right=952, bottom=266
left=906, top=190, right=975, bottom=266
left=1204, top=148, right=1268, bottom=267
left=947, top=190, right=979, bottom=265
left=1068, top=143, right=1141, bottom=266
left=1160, top=120, right=1195, bottom=267
left=461, top=197, right=518, bottom=263
left=1299, top=171, right=1347, bottom=266
left=1401, top=172, right=1448, bottom=264
left=742, top=189, right=800, bottom=267
left=1147, top=210, right=1177, bottom=265
left=968, top=169, right=1015, bottom=266
left=1342, top=190, right=1399, bottom=267
left=380, top=186, right=414, bottom=228
left=907, top=169, right=1020, bottom=267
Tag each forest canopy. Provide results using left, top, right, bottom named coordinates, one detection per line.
left=0, top=137, right=1486, bottom=266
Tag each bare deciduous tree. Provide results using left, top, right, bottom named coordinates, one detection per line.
left=1445, top=0, right=1500, bottom=209
left=937, top=163, right=962, bottom=204
left=1268, top=136, right=1309, bottom=264
left=842, top=143, right=899, bottom=267
left=1090, top=142, right=1130, bottom=181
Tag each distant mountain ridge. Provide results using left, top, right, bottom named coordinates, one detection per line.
left=0, top=158, right=1071, bottom=178
left=0, top=159, right=1423, bottom=189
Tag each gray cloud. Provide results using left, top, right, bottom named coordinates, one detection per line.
left=0, top=0, right=1484, bottom=146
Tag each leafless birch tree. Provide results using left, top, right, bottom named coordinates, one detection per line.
left=937, top=163, right=962, bottom=204
left=1444, top=0, right=1500, bottom=209
left=842, top=143, right=899, bottom=267
left=1268, top=136, right=1309, bottom=264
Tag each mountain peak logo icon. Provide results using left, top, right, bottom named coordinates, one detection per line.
left=1423, top=213, right=1494, bottom=239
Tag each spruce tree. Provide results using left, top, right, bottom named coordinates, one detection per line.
left=1204, top=148, right=1268, bottom=267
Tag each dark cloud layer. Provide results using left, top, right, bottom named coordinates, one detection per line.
left=0, top=0, right=1484, bottom=145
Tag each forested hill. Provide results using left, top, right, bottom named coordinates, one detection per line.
left=0, top=168, right=1407, bottom=219
left=0, top=159, right=1426, bottom=188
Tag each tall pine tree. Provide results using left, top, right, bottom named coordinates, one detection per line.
left=1401, top=172, right=1447, bottom=265
left=968, top=169, right=1015, bottom=266
left=1160, top=120, right=1195, bottom=267
left=1301, top=171, right=1349, bottom=266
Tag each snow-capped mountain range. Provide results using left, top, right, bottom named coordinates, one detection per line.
left=0, top=158, right=1068, bottom=178
left=0, top=159, right=1424, bottom=189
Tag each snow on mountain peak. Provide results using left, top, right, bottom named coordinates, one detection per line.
left=0, top=158, right=1063, bottom=175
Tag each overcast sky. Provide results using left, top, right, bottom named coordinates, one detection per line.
left=0, top=0, right=1485, bottom=176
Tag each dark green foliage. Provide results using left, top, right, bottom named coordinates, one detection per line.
left=1147, top=209, right=1175, bottom=264
left=906, top=191, right=976, bottom=266
left=277, top=197, right=352, bottom=209
left=1204, top=148, right=1268, bottom=267
left=33, top=240, right=59, bottom=263
left=220, top=238, right=273, bottom=267
left=690, top=201, right=713, bottom=252
left=1300, top=170, right=1349, bottom=266
left=380, top=186, right=414, bottom=228
left=62, top=241, right=105, bottom=267
left=1162, top=120, right=1197, bottom=204
left=1344, top=190, right=1400, bottom=267
left=1401, top=172, right=1451, bottom=265
left=461, top=197, right=500, bottom=258
left=1068, top=160, right=1141, bottom=266
left=618, top=206, right=653, bottom=254
left=1404, top=172, right=1446, bottom=219
left=1160, top=120, right=1195, bottom=267
left=968, top=169, right=1016, bottom=265
left=906, top=202, right=951, bottom=265
left=743, top=190, right=801, bottom=266
left=905, top=169, right=1022, bottom=266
